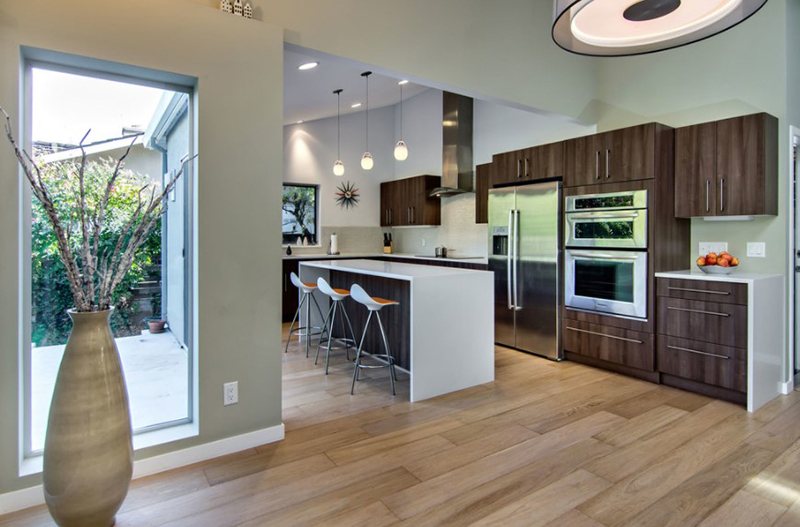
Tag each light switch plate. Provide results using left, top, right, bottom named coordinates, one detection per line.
left=747, top=242, right=766, bottom=258
left=699, top=242, right=728, bottom=256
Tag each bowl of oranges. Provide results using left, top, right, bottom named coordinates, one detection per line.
left=696, top=251, right=739, bottom=275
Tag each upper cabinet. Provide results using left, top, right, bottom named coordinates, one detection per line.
left=675, top=113, right=777, bottom=218
left=491, top=141, right=565, bottom=186
left=564, top=123, right=657, bottom=187
left=475, top=163, right=491, bottom=224
left=380, top=175, right=441, bottom=227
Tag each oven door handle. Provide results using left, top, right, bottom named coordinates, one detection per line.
left=569, top=252, right=642, bottom=261
left=568, top=212, right=641, bottom=220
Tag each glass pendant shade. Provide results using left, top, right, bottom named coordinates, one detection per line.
left=552, top=0, right=768, bottom=57
left=361, top=152, right=374, bottom=170
left=333, top=159, right=345, bottom=176
left=394, top=140, right=409, bottom=161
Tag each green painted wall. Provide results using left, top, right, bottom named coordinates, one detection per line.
left=0, top=0, right=284, bottom=494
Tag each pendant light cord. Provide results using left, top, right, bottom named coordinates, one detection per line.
left=399, top=83, right=403, bottom=138
left=337, top=91, right=341, bottom=158
left=365, top=74, right=369, bottom=151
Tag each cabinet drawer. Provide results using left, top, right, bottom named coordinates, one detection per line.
left=657, top=336, right=747, bottom=392
left=563, top=320, right=654, bottom=371
left=657, top=297, right=747, bottom=348
left=657, top=278, right=747, bottom=305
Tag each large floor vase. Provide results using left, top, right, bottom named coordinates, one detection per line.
left=43, top=309, right=133, bottom=527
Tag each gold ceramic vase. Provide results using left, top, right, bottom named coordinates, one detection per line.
left=43, top=309, right=133, bottom=527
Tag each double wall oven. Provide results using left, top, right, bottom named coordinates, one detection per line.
left=565, top=190, right=648, bottom=319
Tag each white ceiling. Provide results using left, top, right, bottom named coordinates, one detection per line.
left=284, top=48, right=430, bottom=125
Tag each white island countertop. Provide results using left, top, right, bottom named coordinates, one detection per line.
left=283, top=252, right=489, bottom=265
left=300, top=258, right=492, bottom=281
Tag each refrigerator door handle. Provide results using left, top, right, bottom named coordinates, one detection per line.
left=513, top=210, right=521, bottom=311
left=507, top=209, right=514, bottom=310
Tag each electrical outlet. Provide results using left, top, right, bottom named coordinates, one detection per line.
left=224, top=381, right=238, bottom=406
left=747, top=242, right=766, bottom=258
left=421, top=238, right=426, bottom=247
left=698, top=242, right=728, bottom=256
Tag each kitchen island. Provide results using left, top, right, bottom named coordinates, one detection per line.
left=299, top=259, right=494, bottom=401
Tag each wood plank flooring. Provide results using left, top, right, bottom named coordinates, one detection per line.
left=3, top=323, right=800, bottom=526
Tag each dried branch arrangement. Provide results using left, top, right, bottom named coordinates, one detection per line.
left=2, top=106, right=195, bottom=312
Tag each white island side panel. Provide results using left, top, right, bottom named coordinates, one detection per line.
left=410, top=273, right=495, bottom=402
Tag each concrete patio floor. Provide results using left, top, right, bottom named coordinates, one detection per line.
left=31, top=330, right=189, bottom=452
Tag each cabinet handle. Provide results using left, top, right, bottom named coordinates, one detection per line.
left=667, top=286, right=730, bottom=296
left=517, top=158, right=523, bottom=179
left=595, top=151, right=600, bottom=179
left=720, top=178, right=725, bottom=212
left=667, top=306, right=730, bottom=317
left=667, top=345, right=730, bottom=360
left=706, top=179, right=710, bottom=212
left=413, top=207, right=416, bottom=223
left=605, top=149, right=611, bottom=179
left=525, top=157, right=530, bottom=178
left=566, top=326, right=643, bottom=344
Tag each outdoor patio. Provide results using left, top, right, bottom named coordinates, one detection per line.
left=31, top=330, right=189, bottom=452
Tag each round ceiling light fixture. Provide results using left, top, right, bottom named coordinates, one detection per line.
left=297, top=61, right=319, bottom=70
left=552, top=0, right=769, bottom=57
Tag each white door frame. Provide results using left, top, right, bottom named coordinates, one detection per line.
left=790, top=125, right=800, bottom=389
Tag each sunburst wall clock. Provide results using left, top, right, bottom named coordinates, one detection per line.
left=335, top=181, right=360, bottom=209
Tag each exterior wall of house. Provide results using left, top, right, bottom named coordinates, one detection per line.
left=164, top=113, right=190, bottom=347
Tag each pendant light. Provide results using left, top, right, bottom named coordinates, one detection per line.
left=360, top=71, right=374, bottom=171
left=552, top=0, right=769, bottom=57
left=332, top=89, right=345, bottom=176
left=394, top=80, right=409, bottom=161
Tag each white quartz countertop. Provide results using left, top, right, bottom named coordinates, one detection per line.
left=655, top=270, right=784, bottom=284
left=299, top=258, right=492, bottom=281
left=284, top=252, right=489, bottom=265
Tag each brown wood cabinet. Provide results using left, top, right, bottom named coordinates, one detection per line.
left=282, top=259, right=300, bottom=322
left=564, top=124, right=656, bottom=187
left=380, top=175, right=441, bottom=227
left=674, top=113, right=777, bottom=218
left=656, top=277, right=749, bottom=404
left=491, top=141, right=565, bottom=187
left=475, top=163, right=491, bottom=224
left=562, top=320, right=655, bottom=372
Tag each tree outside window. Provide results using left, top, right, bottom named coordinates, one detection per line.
left=282, top=184, right=318, bottom=245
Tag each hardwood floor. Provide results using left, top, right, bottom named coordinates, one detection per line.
left=3, top=323, right=800, bottom=526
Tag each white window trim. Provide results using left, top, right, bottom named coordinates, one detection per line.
left=18, top=51, right=199, bottom=473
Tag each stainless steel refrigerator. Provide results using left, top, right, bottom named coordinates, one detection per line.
left=488, top=181, right=562, bottom=360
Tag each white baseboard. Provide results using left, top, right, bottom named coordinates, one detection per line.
left=0, top=423, right=285, bottom=516
left=782, top=380, right=796, bottom=395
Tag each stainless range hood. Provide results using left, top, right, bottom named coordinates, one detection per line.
left=430, top=92, right=474, bottom=197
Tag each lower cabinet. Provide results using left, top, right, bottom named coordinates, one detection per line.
left=562, top=319, right=655, bottom=373
left=656, top=277, right=748, bottom=404
left=282, top=259, right=300, bottom=322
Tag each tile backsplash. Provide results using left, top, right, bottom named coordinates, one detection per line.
left=282, top=226, right=384, bottom=256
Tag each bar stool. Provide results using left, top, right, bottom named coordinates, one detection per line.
left=284, top=272, right=327, bottom=357
left=349, top=284, right=398, bottom=396
left=315, top=277, right=358, bottom=374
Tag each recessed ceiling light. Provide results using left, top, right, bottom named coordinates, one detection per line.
left=296, top=120, right=304, bottom=124
left=398, top=80, right=409, bottom=85
left=351, top=102, right=362, bottom=108
left=297, top=62, right=319, bottom=71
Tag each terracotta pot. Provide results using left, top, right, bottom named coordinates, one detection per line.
left=43, top=309, right=133, bottom=527
left=147, top=318, right=167, bottom=334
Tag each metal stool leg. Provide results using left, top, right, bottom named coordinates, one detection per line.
left=315, top=302, right=335, bottom=365
left=284, top=293, right=307, bottom=353
left=305, top=291, right=313, bottom=357
left=324, top=301, right=339, bottom=375
left=376, top=312, right=396, bottom=396
left=351, top=311, right=373, bottom=394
